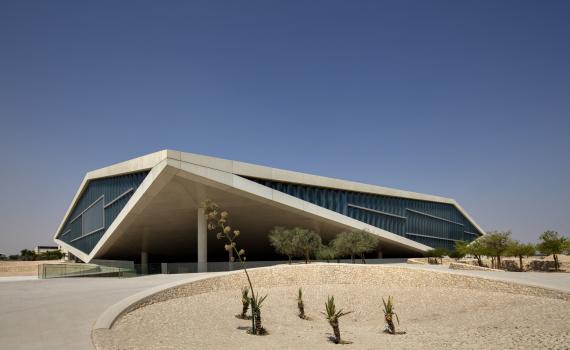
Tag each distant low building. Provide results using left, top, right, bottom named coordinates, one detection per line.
left=35, top=246, right=59, bottom=254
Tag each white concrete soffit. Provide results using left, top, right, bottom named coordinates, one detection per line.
left=85, top=158, right=430, bottom=261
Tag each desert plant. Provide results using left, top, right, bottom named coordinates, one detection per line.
left=332, top=230, right=379, bottom=263
left=236, top=287, right=250, bottom=319
left=537, top=230, right=570, bottom=271
left=269, top=227, right=296, bottom=264
left=479, top=231, right=513, bottom=269
left=204, top=200, right=267, bottom=335
left=505, top=241, right=535, bottom=271
left=251, top=293, right=268, bottom=335
left=322, top=296, right=352, bottom=344
left=382, top=296, right=401, bottom=334
left=297, top=288, right=306, bottom=319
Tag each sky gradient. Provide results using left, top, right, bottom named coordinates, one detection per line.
left=1, top=1, right=569, bottom=255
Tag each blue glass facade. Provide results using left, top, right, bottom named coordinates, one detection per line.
left=246, top=177, right=482, bottom=250
left=57, top=171, right=149, bottom=254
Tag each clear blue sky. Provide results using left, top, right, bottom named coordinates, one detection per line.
left=1, top=1, right=569, bottom=254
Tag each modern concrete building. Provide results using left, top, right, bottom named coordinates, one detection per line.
left=34, top=245, right=59, bottom=254
left=53, top=150, right=484, bottom=264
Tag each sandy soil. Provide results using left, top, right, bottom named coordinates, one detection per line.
left=93, top=265, right=570, bottom=350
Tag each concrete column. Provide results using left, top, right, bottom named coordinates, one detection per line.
left=141, top=251, right=148, bottom=275
left=197, top=208, right=207, bottom=272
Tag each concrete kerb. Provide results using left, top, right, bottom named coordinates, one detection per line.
left=93, top=270, right=234, bottom=331
left=92, top=263, right=290, bottom=332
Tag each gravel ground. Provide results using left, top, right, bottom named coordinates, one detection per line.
left=93, top=264, right=570, bottom=350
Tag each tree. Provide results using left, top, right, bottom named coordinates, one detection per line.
left=316, top=243, right=338, bottom=263
left=537, top=230, right=570, bottom=272
left=423, top=248, right=449, bottom=264
left=450, top=241, right=468, bottom=260
left=479, top=231, right=513, bottom=269
left=565, top=243, right=570, bottom=255
left=332, top=230, right=379, bottom=263
left=39, top=250, right=64, bottom=260
left=291, top=228, right=322, bottom=264
left=463, top=238, right=491, bottom=267
left=20, top=249, right=36, bottom=261
left=505, top=241, right=535, bottom=271
left=268, top=227, right=296, bottom=264
left=0, top=254, right=7, bottom=261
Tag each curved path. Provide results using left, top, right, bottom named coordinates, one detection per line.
left=389, top=263, right=570, bottom=292
left=0, top=273, right=223, bottom=350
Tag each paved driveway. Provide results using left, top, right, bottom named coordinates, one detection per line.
left=388, top=263, right=570, bottom=292
left=0, top=273, right=221, bottom=350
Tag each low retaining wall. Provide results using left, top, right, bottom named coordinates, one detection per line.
left=449, top=262, right=503, bottom=272
left=0, top=261, right=62, bottom=277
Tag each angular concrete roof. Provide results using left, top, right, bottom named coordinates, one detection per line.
left=54, top=150, right=485, bottom=262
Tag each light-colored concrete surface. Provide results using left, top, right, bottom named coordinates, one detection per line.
left=0, top=276, right=38, bottom=282
left=0, top=273, right=222, bottom=350
left=391, top=263, right=570, bottom=292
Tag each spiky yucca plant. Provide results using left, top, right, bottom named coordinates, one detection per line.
left=297, top=288, right=306, bottom=319
left=236, top=287, right=250, bottom=319
left=204, top=200, right=267, bottom=335
left=382, top=296, right=400, bottom=334
left=251, top=293, right=267, bottom=335
left=322, top=296, right=352, bottom=344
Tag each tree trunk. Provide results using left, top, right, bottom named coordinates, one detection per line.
left=254, top=308, right=263, bottom=335
left=497, top=255, right=501, bottom=269
left=554, top=254, right=559, bottom=271
left=476, top=255, right=482, bottom=267
left=385, top=315, right=395, bottom=334
left=351, top=254, right=355, bottom=264
left=298, top=299, right=305, bottom=319
left=288, top=256, right=292, bottom=265
left=330, top=319, right=341, bottom=343
left=305, top=251, right=309, bottom=264
left=519, top=255, right=524, bottom=271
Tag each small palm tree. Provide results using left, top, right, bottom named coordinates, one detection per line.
left=297, top=288, right=306, bottom=319
left=322, top=296, right=352, bottom=344
left=251, top=293, right=268, bottom=335
left=382, top=296, right=400, bottom=334
left=236, top=287, right=250, bottom=319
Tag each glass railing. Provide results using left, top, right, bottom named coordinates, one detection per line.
left=38, top=263, right=134, bottom=279
left=38, top=258, right=407, bottom=278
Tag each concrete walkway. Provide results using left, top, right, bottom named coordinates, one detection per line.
left=0, top=273, right=222, bottom=350
left=388, top=263, right=570, bottom=293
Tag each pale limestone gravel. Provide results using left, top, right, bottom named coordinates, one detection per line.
left=93, top=264, right=570, bottom=350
